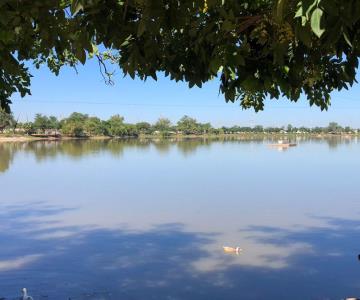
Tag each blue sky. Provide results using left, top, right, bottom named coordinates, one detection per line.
left=11, top=59, right=360, bottom=127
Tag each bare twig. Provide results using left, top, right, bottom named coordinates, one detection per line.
left=96, top=54, right=115, bottom=85
left=65, top=7, right=72, bottom=18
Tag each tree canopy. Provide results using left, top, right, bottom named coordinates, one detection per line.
left=0, top=109, right=15, bottom=131
left=1, top=0, right=360, bottom=112
left=2, top=112, right=358, bottom=136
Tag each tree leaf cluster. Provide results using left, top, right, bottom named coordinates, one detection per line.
left=1, top=0, right=360, bottom=112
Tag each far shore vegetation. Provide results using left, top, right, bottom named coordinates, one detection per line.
left=0, top=110, right=359, bottom=140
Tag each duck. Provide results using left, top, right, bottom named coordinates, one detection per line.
left=21, top=288, right=33, bottom=300
left=223, top=246, right=242, bottom=254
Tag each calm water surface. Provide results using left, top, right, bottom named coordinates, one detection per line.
left=0, top=137, right=359, bottom=299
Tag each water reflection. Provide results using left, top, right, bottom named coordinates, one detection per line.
left=0, top=136, right=358, bottom=174
left=0, top=137, right=359, bottom=299
left=0, top=203, right=215, bottom=299
left=0, top=143, right=14, bottom=173
left=0, top=203, right=359, bottom=300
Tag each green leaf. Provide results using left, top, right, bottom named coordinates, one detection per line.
left=294, top=2, right=303, bottom=18
left=235, top=54, right=245, bottom=66
left=70, top=0, right=83, bottom=16
left=222, top=20, right=234, bottom=31
left=75, top=48, right=86, bottom=64
left=343, top=29, right=353, bottom=47
left=121, top=35, right=132, bottom=47
left=209, top=58, right=222, bottom=74
left=150, top=72, right=157, bottom=81
left=310, top=7, right=325, bottom=38
left=305, top=0, right=318, bottom=19
left=242, top=77, right=260, bottom=91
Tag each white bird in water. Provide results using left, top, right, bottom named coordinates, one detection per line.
left=21, top=288, right=33, bottom=300
left=223, top=246, right=243, bottom=255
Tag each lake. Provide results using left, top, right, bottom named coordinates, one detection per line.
left=0, top=137, right=359, bottom=300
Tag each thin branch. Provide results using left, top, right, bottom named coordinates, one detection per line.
left=237, top=15, right=262, bottom=33
left=65, top=9, right=71, bottom=18
left=122, top=0, right=129, bottom=22
left=96, top=54, right=115, bottom=85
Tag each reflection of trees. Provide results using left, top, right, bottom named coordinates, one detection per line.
left=326, top=137, right=342, bottom=149
left=324, top=136, right=354, bottom=149
left=21, top=139, right=153, bottom=162
left=0, top=143, right=15, bottom=173
left=176, top=138, right=212, bottom=156
left=0, top=143, right=25, bottom=173
left=0, top=139, right=156, bottom=172
left=0, top=135, right=290, bottom=173
left=1, top=136, right=358, bottom=174
left=151, top=139, right=173, bottom=154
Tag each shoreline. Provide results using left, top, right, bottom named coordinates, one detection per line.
left=0, top=133, right=358, bottom=143
left=0, top=135, right=112, bottom=143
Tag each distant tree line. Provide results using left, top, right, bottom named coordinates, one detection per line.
left=0, top=110, right=359, bottom=137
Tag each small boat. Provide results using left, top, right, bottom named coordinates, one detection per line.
left=223, top=246, right=242, bottom=254
left=268, top=140, right=297, bottom=148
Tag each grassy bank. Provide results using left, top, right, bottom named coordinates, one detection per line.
left=1, top=132, right=359, bottom=143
